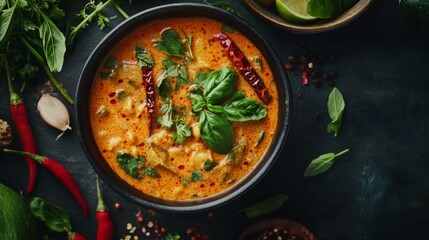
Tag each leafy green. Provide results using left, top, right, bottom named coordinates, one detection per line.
left=155, top=28, right=187, bottom=58
left=141, top=167, right=160, bottom=178
left=307, top=0, right=359, bottom=18
left=117, top=153, right=145, bottom=179
left=29, top=197, right=71, bottom=233
left=161, top=57, right=189, bottom=90
left=240, top=194, right=288, bottom=218
left=202, top=67, right=237, bottom=104
left=157, top=97, right=174, bottom=128
left=199, top=110, right=233, bottom=154
left=203, top=158, right=218, bottom=171
left=100, top=56, right=118, bottom=80
left=191, top=170, right=203, bottom=182
left=0, top=0, right=23, bottom=48
left=135, top=44, right=154, bottom=68
left=173, top=119, right=192, bottom=144
left=204, top=0, right=240, bottom=17
left=165, top=234, right=181, bottom=240
left=189, top=88, right=206, bottom=113
left=223, top=94, right=267, bottom=122
left=327, top=87, right=345, bottom=137
left=39, top=14, right=66, bottom=72
left=304, top=149, right=349, bottom=177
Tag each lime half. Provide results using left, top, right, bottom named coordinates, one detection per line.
left=275, top=0, right=317, bottom=23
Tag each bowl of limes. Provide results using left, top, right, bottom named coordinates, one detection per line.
left=241, top=0, right=373, bottom=33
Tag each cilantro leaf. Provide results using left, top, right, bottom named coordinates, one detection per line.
left=135, top=44, right=154, bottom=68
left=173, top=119, right=191, bottom=144
left=155, top=28, right=186, bottom=58
left=157, top=97, right=174, bottom=128
left=161, top=58, right=189, bottom=90
left=191, top=170, right=203, bottom=182
left=203, top=159, right=218, bottom=171
left=117, top=153, right=145, bottom=179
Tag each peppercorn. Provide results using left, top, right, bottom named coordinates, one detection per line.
left=114, top=202, right=121, bottom=210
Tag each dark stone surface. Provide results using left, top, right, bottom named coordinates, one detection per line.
left=1, top=0, right=428, bottom=239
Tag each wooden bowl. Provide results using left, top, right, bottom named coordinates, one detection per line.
left=241, top=0, right=374, bottom=34
left=239, top=218, right=316, bottom=240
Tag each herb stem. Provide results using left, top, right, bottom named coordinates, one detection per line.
left=335, top=149, right=349, bottom=157
left=69, top=0, right=114, bottom=43
left=113, top=2, right=129, bottom=19
left=18, top=36, right=74, bottom=104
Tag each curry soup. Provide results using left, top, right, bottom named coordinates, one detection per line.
left=89, top=17, right=279, bottom=200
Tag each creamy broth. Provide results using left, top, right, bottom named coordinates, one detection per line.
left=89, top=17, right=278, bottom=200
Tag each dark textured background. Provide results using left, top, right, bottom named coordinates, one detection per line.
left=1, top=0, right=428, bottom=239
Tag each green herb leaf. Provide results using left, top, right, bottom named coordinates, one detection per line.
left=135, top=44, right=154, bottom=68
left=189, top=89, right=206, bottom=113
left=29, top=197, right=71, bottom=233
left=155, top=28, right=186, bottom=58
left=157, top=98, right=174, bottom=128
left=224, top=96, right=267, bottom=122
left=39, top=14, right=66, bottom=72
left=173, top=119, right=192, bottom=144
left=327, top=87, right=345, bottom=137
left=100, top=56, right=118, bottom=80
left=240, top=194, right=288, bottom=218
left=117, top=153, right=145, bottom=179
left=203, top=158, right=218, bottom=171
left=199, top=110, right=233, bottom=154
left=162, top=58, right=189, bottom=90
left=221, top=24, right=236, bottom=33
left=0, top=0, right=22, bottom=48
left=204, top=0, right=241, bottom=17
left=203, top=66, right=238, bottom=104
left=193, top=70, right=210, bottom=89
left=166, top=234, right=181, bottom=240
left=141, top=167, right=160, bottom=178
left=304, top=149, right=350, bottom=177
left=307, top=0, right=359, bottom=18
left=191, top=170, right=203, bottom=182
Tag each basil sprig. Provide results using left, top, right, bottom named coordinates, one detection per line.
left=29, top=197, right=72, bottom=233
left=191, top=67, right=267, bottom=154
left=304, top=149, right=350, bottom=177
left=117, top=153, right=160, bottom=179
left=327, top=87, right=345, bottom=137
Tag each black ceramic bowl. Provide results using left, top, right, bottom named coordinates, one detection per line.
left=76, top=3, right=292, bottom=212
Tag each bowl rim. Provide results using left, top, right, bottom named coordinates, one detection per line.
left=75, top=2, right=293, bottom=213
left=241, top=0, right=374, bottom=34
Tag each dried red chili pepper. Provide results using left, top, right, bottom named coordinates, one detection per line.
left=212, top=33, right=270, bottom=104
left=3, top=148, right=89, bottom=217
left=142, top=67, right=156, bottom=130
left=1, top=54, right=37, bottom=193
left=68, top=232, right=87, bottom=240
left=96, top=177, right=114, bottom=240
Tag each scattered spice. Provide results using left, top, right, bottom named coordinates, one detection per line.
left=0, top=119, right=13, bottom=148
left=115, top=202, right=122, bottom=210
left=285, top=40, right=339, bottom=98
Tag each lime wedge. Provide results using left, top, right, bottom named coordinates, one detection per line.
left=275, top=0, right=318, bottom=23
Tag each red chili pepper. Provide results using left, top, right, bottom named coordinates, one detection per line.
left=212, top=33, right=270, bottom=104
left=96, top=177, right=114, bottom=240
left=68, top=232, right=87, bottom=240
left=141, top=67, right=156, bottom=130
left=3, top=148, right=89, bottom=217
left=1, top=54, right=38, bottom=193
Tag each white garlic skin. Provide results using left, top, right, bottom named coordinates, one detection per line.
left=37, top=94, right=72, bottom=132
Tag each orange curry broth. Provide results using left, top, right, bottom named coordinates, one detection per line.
left=89, top=18, right=278, bottom=200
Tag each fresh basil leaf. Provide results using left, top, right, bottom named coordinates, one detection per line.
left=135, top=44, right=154, bottom=68
left=203, top=158, right=218, bottom=171
left=0, top=0, right=22, bottom=48
left=240, top=194, right=288, bottom=218
left=224, top=97, right=267, bottom=122
left=155, top=28, right=186, bottom=58
left=189, top=90, right=206, bottom=113
left=204, top=0, right=241, bottom=17
left=117, top=153, right=145, bottom=179
left=157, top=98, right=174, bottom=128
left=307, top=0, right=359, bottom=18
left=327, top=87, right=345, bottom=137
left=191, top=170, right=203, bottom=182
left=199, top=110, right=233, bottom=154
left=203, top=66, right=238, bottom=104
left=39, top=14, right=66, bottom=72
left=304, top=149, right=349, bottom=177
left=173, top=119, right=191, bottom=144
left=29, top=197, right=71, bottom=233
left=193, top=69, right=210, bottom=89
left=206, top=103, right=224, bottom=113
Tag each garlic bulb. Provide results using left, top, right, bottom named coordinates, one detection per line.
left=37, top=94, right=71, bottom=136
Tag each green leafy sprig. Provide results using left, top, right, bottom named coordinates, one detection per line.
left=240, top=194, right=288, bottom=218
left=304, top=149, right=350, bottom=177
left=327, top=87, right=345, bottom=137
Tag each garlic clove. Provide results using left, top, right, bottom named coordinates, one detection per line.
left=37, top=94, right=72, bottom=132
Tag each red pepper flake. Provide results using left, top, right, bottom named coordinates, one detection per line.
left=108, top=92, right=116, bottom=98
left=137, top=216, right=144, bottom=223
left=178, top=165, right=185, bottom=170
left=301, top=71, right=309, bottom=86
left=110, top=99, right=117, bottom=105
left=285, top=63, right=292, bottom=70
left=118, top=79, right=124, bottom=84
